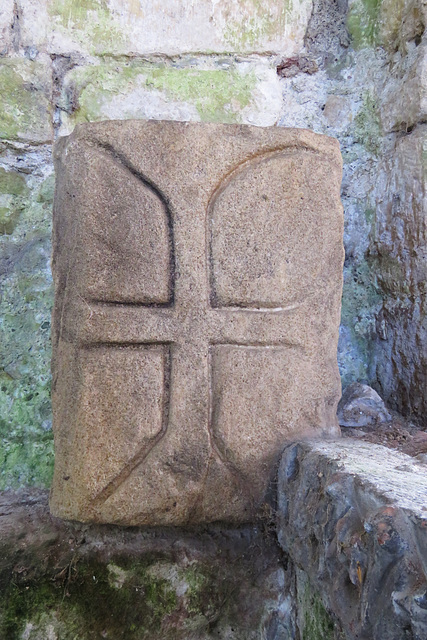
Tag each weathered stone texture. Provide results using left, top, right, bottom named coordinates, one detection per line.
left=0, top=57, right=53, bottom=143
left=56, top=59, right=283, bottom=137
left=0, top=489, right=293, bottom=640
left=373, top=125, right=427, bottom=421
left=278, top=440, right=427, bottom=640
left=338, top=382, right=392, bottom=428
left=50, top=121, right=343, bottom=526
left=16, top=0, right=313, bottom=56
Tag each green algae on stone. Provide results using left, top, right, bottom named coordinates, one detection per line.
left=48, top=0, right=126, bottom=54
left=340, top=258, right=382, bottom=382
left=0, top=60, right=52, bottom=143
left=0, top=168, right=29, bottom=235
left=64, top=61, right=257, bottom=126
left=347, top=0, right=382, bottom=49
left=145, top=67, right=256, bottom=123
left=297, top=571, right=336, bottom=640
left=0, top=175, right=54, bottom=490
left=353, top=92, right=382, bottom=156
left=61, top=61, right=145, bottom=122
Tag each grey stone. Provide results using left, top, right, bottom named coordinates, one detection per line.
left=337, top=382, right=392, bottom=427
left=277, top=439, right=427, bottom=640
left=0, top=489, right=294, bottom=640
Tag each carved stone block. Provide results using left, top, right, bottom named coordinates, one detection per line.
left=50, top=121, right=344, bottom=525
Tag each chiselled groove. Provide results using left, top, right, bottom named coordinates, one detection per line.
left=209, top=340, right=305, bottom=351
left=89, top=345, right=171, bottom=509
left=207, top=346, right=249, bottom=480
left=207, top=343, right=304, bottom=487
left=87, top=299, right=175, bottom=309
left=81, top=341, right=173, bottom=349
left=214, top=302, right=306, bottom=313
left=84, top=138, right=176, bottom=306
left=207, top=146, right=321, bottom=309
left=185, top=347, right=246, bottom=522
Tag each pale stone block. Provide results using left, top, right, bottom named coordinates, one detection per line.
left=50, top=121, right=344, bottom=525
left=0, top=0, right=13, bottom=54
left=0, top=56, right=53, bottom=143
left=57, top=60, right=283, bottom=137
left=19, top=0, right=312, bottom=56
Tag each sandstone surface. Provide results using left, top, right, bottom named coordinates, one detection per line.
left=50, top=121, right=344, bottom=526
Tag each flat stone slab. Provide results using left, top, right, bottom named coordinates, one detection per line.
left=278, top=440, right=427, bottom=640
left=50, top=121, right=343, bottom=526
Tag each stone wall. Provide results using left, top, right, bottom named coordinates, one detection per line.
left=0, top=1, right=425, bottom=487
left=278, top=439, right=427, bottom=640
left=1, top=4, right=426, bottom=639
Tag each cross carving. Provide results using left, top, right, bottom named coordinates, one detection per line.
left=50, top=121, right=343, bottom=525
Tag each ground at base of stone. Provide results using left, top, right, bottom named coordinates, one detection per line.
left=342, top=412, right=427, bottom=460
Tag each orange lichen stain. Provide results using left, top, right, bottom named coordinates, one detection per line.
left=376, top=522, right=391, bottom=545
left=356, top=562, right=363, bottom=586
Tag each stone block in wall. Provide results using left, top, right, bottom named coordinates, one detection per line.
left=379, top=0, right=427, bottom=53
left=373, top=124, right=427, bottom=421
left=50, top=121, right=343, bottom=526
left=0, top=56, right=53, bottom=143
left=0, top=0, right=13, bottom=55
left=17, top=0, right=313, bottom=56
left=277, top=440, right=427, bottom=640
left=348, top=0, right=427, bottom=51
left=57, top=59, right=283, bottom=136
left=380, top=42, right=427, bottom=133
left=376, top=0, right=427, bottom=133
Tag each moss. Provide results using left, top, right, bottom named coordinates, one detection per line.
left=0, top=558, right=180, bottom=640
left=303, top=596, right=335, bottom=640
left=0, top=168, right=29, bottom=235
left=0, top=271, right=54, bottom=489
left=67, top=62, right=257, bottom=125
left=0, top=543, right=273, bottom=639
left=0, top=60, right=51, bottom=142
left=49, top=0, right=126, bottom=54
left=353, top=92, right=382, bottom=156
left=297, top=573, right=336, bottom=640
left=347, top=0, right=382, bottom=49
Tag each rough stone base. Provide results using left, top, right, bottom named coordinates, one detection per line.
left=0, top=490, right=294, bottom=640
left=278, top=440, right=427, bottom=640
left=2, top=439, right=427, bottom=639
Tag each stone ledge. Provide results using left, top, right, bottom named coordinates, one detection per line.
left=277, top=439, right=427, bottom=640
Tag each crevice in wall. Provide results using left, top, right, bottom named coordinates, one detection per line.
left=11, top=0, right=22, bottom=54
